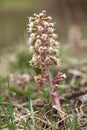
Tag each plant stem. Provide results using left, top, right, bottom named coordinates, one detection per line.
left=46, top=68, right=54, bottom=93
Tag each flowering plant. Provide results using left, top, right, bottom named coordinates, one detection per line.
left=27, top=11, right=66, bottom=118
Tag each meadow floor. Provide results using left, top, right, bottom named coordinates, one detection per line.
left=0, top=44, right=87, bottom=130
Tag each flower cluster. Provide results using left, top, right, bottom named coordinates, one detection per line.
left=27, top=11, right=65, bottom=118
left=10, top=74, right=30, bottom=87
left=27, top=10, right=60, bottom=70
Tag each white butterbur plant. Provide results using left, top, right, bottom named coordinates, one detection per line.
left=27, top=10, right=66, bottom=118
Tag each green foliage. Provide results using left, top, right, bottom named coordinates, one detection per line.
left=9, top=45, right=32, bottom=74
left=44, top=88, right=50, bottom=98
left=67, top=115, right=78, bottom=130
left=0, top=96, right=2, bottom=103
left=10, top=87, right=24, bottom=96
left=73, top=116, right=78, bottom=130
left=57, top=86, right=63, bottom=94
left=7, top=76, right=11, bottom=96
left=0, top=75, right=9, bottom=96
left=27, top=88, right=36, bottom=130
left=0, top=75, right=7, bottom=83
left=1, top=102, right=16, bottom=130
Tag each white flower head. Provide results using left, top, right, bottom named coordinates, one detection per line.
left=43, top=21, right=49, bottom=26
left=28, top=22, right=34, bottom=28
left=48, top=27, right=54, bottom=33
left=35, top=39, right=41, bottom=46
left=28, top=27, right=33, bottom=33
left=45, top=16, right=52, bottom=21
left=39, top=12, right=44, bottom=17
left=52, top=33, right=58, bottom=39
left=49, top=47, right=54, bottom=53
left=41, top=34, right=48, bottom=40
left=38, top=46, right=47, bottom=54
left=37, top=26, right=43, bottom=32
left=30, top=33, right=36, bottom=40
left=49, top=47, right=58, bottom=55
left=49, top=23, right=54, bottom=27
left=38, top=46, right=44, bottom=54
left=28, top=17, right=33, bottom=22
left=49, top=38, right=55, bottom=44
left=27, top=37, right=33, bottom=45
left=34, top=19, right=39, bottom=24
left=36, top=35, right=40, bottom=39
left=34, top=13, right=38, bottom=17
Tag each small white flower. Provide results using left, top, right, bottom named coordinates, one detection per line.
left=29, top=17, right=32, bottom=22
left=35, top=39, right=41, bottom=46
left=30, top=33, right=36, bottom=40
left=44, top=56, right=51, bottom=64
left=39, top=12, right=44, bottom=17
left=49, top=38, right=55, bottom=44
left=38, top=46, right=44, bottom=53
left=41, top=34, right=48, bottom=40
left=49, top=23, right=54, bottom=27
left=37, top=26, right=43, bottom=32
left=38, top=46, right=47, bottom=54
left=34, top=13, right=38, bottom=17
left=31, top=55, right=36, bottom=61
left=27, top=38, right=33, bottom=44
left=36, top=35, right=40, bottom=39
left=52, top=33, right=58, bottom=39
left=34, top=75, right=42, bottom=83
left=29, top=27, right=33, bottom=33
left=29, top=22, right=34, bottom=27
left=46, top=16, right=52, bottom=21
left=30, top=55, right=40, bottom=67
left=42, top=10, right=46, bottom=13
left=49, top=47, right=54, bottom=52
left=43, top=21, right=49, bottom=26
left=34, top=19, right=39, bottom=24
left=48, top=27, right=54, bottom=33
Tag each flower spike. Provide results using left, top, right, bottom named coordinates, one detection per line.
left=27, top=11, right=66, bottom=118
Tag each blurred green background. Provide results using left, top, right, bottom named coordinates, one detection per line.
left=0, top=0, right=87, bottom=74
